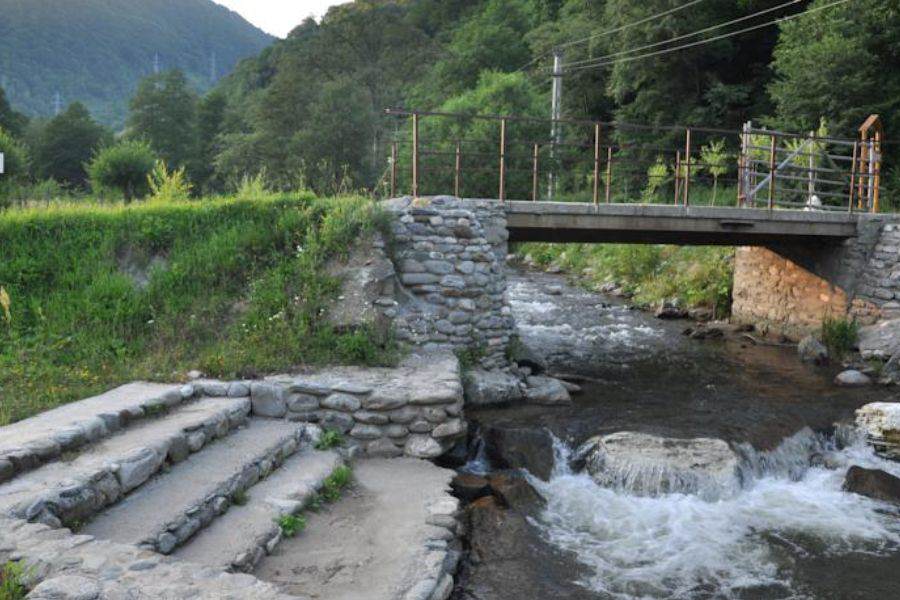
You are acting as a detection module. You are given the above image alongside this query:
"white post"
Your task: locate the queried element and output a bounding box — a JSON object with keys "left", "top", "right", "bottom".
{"left": 548, "top": 49, "right": 563, "bottom": 201}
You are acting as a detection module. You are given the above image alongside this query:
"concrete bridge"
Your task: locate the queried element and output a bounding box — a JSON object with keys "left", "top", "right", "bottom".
{"left": 504, "top": 201, "right": 858, "bottom": 246}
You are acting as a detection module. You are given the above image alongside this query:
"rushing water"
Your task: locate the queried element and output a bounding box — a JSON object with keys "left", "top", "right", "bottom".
{"left": 464, "top": 271, "right": 900, "bottom": 600}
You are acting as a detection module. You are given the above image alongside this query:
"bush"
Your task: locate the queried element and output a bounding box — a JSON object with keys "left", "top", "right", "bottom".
{"left": 0, "top": 128, "right": 29, "bottom": 207}
{"left": 87, "top": 140, "right": 156, "bottom": 201}
{"left": 147, "top": 160, "right": 192, "bottom": 202}
{"left": 821, "top": 316, "right": 859, "bottom": 359}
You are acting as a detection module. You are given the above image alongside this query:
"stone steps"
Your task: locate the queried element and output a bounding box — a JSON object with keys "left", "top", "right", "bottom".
{"left": 0, "top": 396, "right": 251, "bottom": 527}
{"left": 174, "top": 447, "right": 343, "bottom": 572}
{"left": 79, "top": 419, "right": 306, "bottom": 554}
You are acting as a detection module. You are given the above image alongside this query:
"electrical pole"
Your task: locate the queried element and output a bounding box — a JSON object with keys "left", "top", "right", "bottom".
{"left": 210, "top": 51, "right": 217, "bottom": 84}
{"left": 153, "top": 53, "right": 160, "bottom": 75}
{"left": 53, "top": 91, "right": 61, "bottom": 116}
{"left": 548, "top": 49, "right": 563, "bottom": 200}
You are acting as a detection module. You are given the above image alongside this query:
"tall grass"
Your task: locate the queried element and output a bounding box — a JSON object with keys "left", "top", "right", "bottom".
{"left": 821, "top": 316, "right": 859, "bottom": 360}
{"left": 0, "top": 194, "right": 393, "bottom": 425}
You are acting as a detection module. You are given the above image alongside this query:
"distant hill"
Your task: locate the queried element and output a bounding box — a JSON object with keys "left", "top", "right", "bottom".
{"left": 0, "top": 0, "right": 273, "bottom": 126}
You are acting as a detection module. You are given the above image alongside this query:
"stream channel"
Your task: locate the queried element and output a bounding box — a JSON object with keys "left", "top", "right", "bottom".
{"left": 453, "top": 270, "right": 900, "bottom": 600}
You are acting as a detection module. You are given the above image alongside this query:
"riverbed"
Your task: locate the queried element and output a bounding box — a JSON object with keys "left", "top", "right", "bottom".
{"left": 457, "top": 270, "right": 900, "bottom": 600}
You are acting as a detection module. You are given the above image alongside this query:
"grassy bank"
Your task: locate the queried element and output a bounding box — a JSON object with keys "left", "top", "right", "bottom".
{"left": 0, "top": 195, "right": 391, "bottom": 425}
{"left": 518, "top": 243, "right": 734, "bottom": 317}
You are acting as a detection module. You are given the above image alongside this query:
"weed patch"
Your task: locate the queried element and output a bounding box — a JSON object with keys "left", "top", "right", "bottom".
{"left": 822, "top": 317, "right": 859, "bottom": 360}
{"left": 275, "top": 514, "right": 307, "bottom": 538}
{"left": 322, "top": 465, "right": 352, "bottom": 503}
{"left": 314, "top": 429, "right": 344, "bottom": 451}
{"left": 0, "top": 562, "right": 27, "bottom": 600}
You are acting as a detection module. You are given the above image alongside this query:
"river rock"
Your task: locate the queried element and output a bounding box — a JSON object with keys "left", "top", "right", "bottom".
{"left": 856, "top": 402, "right": 900, "bottom": 459}
{"left": 879, "top": 354, "right": 900, "bottom": 384}
{"left": 524, "top": 376, "right": 571, "bottom": 406}
{"left": 488, "top": 473, "right": 545, "bottom": 511}
{"left": 835, "top": 369, "right": 871, "bottom": 387}
{"left": 464, "top": 370, "right": 523, "bottom": 406}
{"left": 843, "top": 465, "right": 900, "bottom": 504}
{"left": 655, "top": 300, "right": 688, "bottom": 320}
{"left": 798, "top": 335, "right": 829, "bottom": 364}
{"left": 858, "top": 318, "right": 900, "bottom": 359}
{"left": 582, "top": 431, "right": 740, "bottom": 499}
{"left": 451, "top": 473, "right": 492, "bottom": 502}
{"left": 483, "top": 426, "right": 555, "bottom": 481}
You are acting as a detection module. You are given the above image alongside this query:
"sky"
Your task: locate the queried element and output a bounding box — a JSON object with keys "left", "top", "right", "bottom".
{"left": 214, "top": 1, "right": 343, "bottom": 38}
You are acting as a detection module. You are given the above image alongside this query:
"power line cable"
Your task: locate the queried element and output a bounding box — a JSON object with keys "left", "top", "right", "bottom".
{"left": 562, "top": 0, "right": 803, "bottom": 69}
{"left": 563, "top": 0, "right": 852, "bottom": 73}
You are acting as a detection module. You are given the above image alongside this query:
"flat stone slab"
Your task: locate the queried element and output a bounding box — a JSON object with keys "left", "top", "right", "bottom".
{"left": 174, "top": 448, "right": 343, "bottom": 570}
{"left": 858, "top": 318, "right": 900, "bottom": 359}
{"left": 254, "top": 458, "right": 458, "bottom": 600}
{"left": 0, "top": 396, "right": 250, "bottom": 518}
{"left": 81, "top": 419, "right": 301, "bottom": 549}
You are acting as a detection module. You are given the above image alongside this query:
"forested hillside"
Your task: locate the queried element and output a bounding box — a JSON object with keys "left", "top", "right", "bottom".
{"left": 0, "top": 0, "right": 272, "bottom": 125}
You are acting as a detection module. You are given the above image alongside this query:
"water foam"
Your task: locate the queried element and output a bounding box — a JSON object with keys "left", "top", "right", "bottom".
{"left": 532, "top": 432, "right": 900, "bottom": 599}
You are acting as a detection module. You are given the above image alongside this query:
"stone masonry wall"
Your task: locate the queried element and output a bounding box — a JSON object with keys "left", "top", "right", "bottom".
{"left": 382, "top": 196, "right": 514, "bottom": 370}
{"left": 732, "top": 214, "right": 900, "bottom": 337}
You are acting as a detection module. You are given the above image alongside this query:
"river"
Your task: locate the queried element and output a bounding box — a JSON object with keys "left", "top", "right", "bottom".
{"left": 457, "top": 270, "right": 900, "bottom": 600}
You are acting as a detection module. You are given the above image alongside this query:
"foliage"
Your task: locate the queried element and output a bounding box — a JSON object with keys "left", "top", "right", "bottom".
{"left": 314, "top": 429, "right": 344, "bottom": 451}
{"left": 0, "top": 0, "right": 271, "bottom": 126}
{"left": 0, "top": 561, "right": 27, "bottom": 600}
{"left": 147, "top": 161, "right": 193, "bottom": 203}
{"left": 0, "top": 128, "right": 29, "bottom": 201}
{"left": 129, "top": 70, "right": 199, "bottom": 169}
{"left": 699, "top": 139, "right": 730, "bottom": 205}
{"left": 0, "top": 195, "right": 393, "bottom": 425}
{"left": 0, "top": 87, "right": 28, "bottom": 137}
{"left": 30, "top": 103, "right": 110, "bottom": 188}
{"left": 276, "top": 513, "right": 307, "bottom": 538}
{"left": 821, "top": 316, "right": 859, "bottom": 360}
{"left": 87, "top": 140, "right": 157, "bottom": 201}
{"left": 642, "top": 157, "right": 669, "bottom": 203}
{"left": 322, "top": 465, "right": 353, "bottom": 503}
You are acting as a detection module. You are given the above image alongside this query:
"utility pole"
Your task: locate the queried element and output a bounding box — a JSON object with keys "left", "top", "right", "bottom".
{"left": 153, "top": 53, "right": 160, "bottom": 75}
{"left": 53, "top": 91, "right": 61, "bottom": 116}
{"left": 210, "top": 51, "right": 217, "bottom": 84}
{"left": 548, "top": 49, "right": 563, "bottom": 200}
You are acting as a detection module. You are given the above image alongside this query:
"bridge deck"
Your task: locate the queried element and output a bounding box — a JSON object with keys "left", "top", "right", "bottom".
{"left": 504, "top": 201, "right": 859, "bottom": 246}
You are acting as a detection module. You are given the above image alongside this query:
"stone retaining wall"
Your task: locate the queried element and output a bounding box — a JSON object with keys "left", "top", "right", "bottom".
{"left": 383, "top": 196, "right": 514, "bottom": 370}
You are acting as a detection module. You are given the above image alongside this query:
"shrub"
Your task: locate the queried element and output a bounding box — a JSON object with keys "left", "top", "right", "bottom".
{"left": 87, "top": 140, "right": 156, "bottom": 201}
{"left": 0, "top": 561, "right": 27, "bottom": 600}
{"left": 276, "top": 513, "right": 307, "bottom": 538}
{"left": 147, "top": 161, "right": 192, "bottom": 202}
{"left": 0, "top": 128, "right": 29, "bottom": 208}
{"left": 821, "top": 316, "right": 859, "bottom": 359}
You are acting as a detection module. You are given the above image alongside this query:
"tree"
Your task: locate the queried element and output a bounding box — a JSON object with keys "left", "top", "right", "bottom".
{"left": 190, "top": 90, "right": 228, "bottom": 193}
{"left": 128, "top": 70, "right": 198, "bottom": 169}
{"left": 769, "top": 0, "right": 900, "bottom": 139}
{"left": 0, "top": 86, "right": 27, "bottom": 137}
{"left": 87, "top": 140, "right": 156, "bottom": 201}
{"left": 32, "top": 103, "right": 110, "bottom": 188}
{"left": 0, "top": 127, "right": 29, "bottom": 198}
{"left": 699, "top": 139, "right": 729, "bottom": 205}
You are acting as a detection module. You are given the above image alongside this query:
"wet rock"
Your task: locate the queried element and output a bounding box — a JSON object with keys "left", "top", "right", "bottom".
{"left": 464, "top": 370, "right": 523, "bottom": 406}
{"left": 524, "top": 376, "right": 571, "bottom": 406}
{"left": 451, "top": 474, "right": 492, "bottom": 502}
{"left": 835, "top": 369, "right": 871, "bottom": 387}
{"left": 856, "top": 402, "right": 900, "bottom": 459}
{"left": 583, "top": 431, "right": 740, "bottom": 499}
{"left": 686, "top": 325, "right": 725, "bottom": 340}
{"left": 488, "top": 473, "right": 545, "bottom": 511}
{"left": 859, "top": 318, "right": 900, "bottom": 359}
{"left": 544, "top": 285, "right": 563, "bottom": 296}
{"left": 655, "top": 300, "right": 688, "bottom": 320}
{"left": 798, "top": 335, "right": 829, "bottom": 364}
{"left": 483, "top": 426, "right": 555, "bottom": 481}
{"left": 843, "top": 465, "right": 900, "bottom": 504}
{"left": 879, "top": 354, "right": 900, "bottom": 384}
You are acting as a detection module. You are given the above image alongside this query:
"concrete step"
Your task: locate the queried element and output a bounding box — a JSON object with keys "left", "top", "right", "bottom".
{"left": 173, "top": 447, "right": 343, "bottom": 572}
{"left": 80, "top": 419, "right": 306, "bottom": 554}
{"left": 0, "top": 382, "right": 186, "bottom": 483}
{"left": 0, "top": 396, "right": 251, "bottom": 527}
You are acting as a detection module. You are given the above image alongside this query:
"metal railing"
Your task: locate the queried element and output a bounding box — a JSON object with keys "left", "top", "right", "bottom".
{"left": 383, "top": 109, "right": 885, "bottom": 213}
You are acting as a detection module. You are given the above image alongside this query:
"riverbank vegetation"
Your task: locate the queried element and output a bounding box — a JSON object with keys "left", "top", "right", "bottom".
{"left": 0, "top": 195, "right": 391, "bottom": 425}
{"left": 519, "top": 243, "right": 734, "bottom": 318}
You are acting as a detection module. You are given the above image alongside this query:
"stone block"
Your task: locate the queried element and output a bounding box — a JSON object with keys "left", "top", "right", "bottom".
{"left": 350, "top": 424, "right": 383, "bottom": 440}
{"left": 116, "top": 447, "right": 162, "bottom": 492}
{"left": 404, "top": 435, "right": 445, "bottom": 459}
{"left": 250, "top": 383, "right": 287, "bottom": 418}
{"left": 321, "top": 393, "right": 362, "bottom": 412}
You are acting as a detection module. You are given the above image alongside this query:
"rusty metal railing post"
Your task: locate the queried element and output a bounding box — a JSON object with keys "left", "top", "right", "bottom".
{"left": 767, "top": 134, "right": 777, "bottom": 210}
{"left": 454, "top": 141, "right": 461, "bottom": 198}
{"left": 674, "top": 151, "right": 682, "bottom": 205}
{"left": 499, "top": 118, "right": 507, "bottom": 201}
{"left": 390, "top": 141, "right": 397, "bottom": 198}
{"left": 849, "top": 141, "right": 859, "bottom": 213}
{"left": 683, "top": 128, "right": 692, "bottom": 206}
{"left": 593, "top": 123, "right": 601, "bottom": 206}
{"left": 412, "top": 113, "right": 419, "bottom": 198}
{"left": 605, "top": 147, "right": 612, "bottom": 203}
{"left": 532, "top": 143, "right": 539, "bottom": 202}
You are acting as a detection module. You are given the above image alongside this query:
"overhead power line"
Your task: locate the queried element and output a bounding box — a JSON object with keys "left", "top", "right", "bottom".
{"left": 517, "top": 0, "right": 708, "bottom": 72}
{"left": 563, "top": 0, "right": 853, "bottom": 73}
{"left": 562, "top": 0, "right": 803, "bottom": 69}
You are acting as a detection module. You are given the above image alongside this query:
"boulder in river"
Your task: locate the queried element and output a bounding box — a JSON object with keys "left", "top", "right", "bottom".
{"left": 856, "top": 402, "right": 900, "bottom": 460}
{"left": 483, "top": 425, "right": 555, "bottom": 481}
{"left": 451, "top": 473, "right": 492, "bottom": 502}
{"left": 843, "top": 465, "right": 900, "bottom": 504}
{"left": 464, "top": 369, "right": 524, "bottom": 406}
{"left": 878, "top": 353, "right": 900, "bottom": 385}
{"left": 655, "top": 299, "right": 688, "bottom": 320}
{"left": 858, "top": 318, "right": 900, "bottom": 360}
{"left": 834, "top": 369, "right": 871, "bottom": 387}
{"left": 524, "top": 376, "right": 572, "bottom": 406}
{"left": 798, "top": 335, "right": 829, "bottom": 364}
{"left": 488, "top": 472, "right": 545, "bottom": 511}
{"left": 581, "top": 431, "right": 740, "bottom": 499}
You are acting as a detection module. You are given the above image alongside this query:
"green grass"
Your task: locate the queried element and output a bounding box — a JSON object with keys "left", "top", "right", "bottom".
{"left": 322, "top": 465, "right": 352, "bottom": 503}
{"left": 275, "top": 513, "right": 307, "bottom": 538}
{"left": 0, "top": 194, "right": 395, "bottom": 425}
{"left": 314, "top": 429, "right": 344, "bottom": 451}
{"left": 821, "top": 316, "right": 859, "bottom": 360}
{"left": 0, "top": 562, "right": 27, "bottom": 600}
{"left": 518, "top": 242, "right": 734, "bottom": 318}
